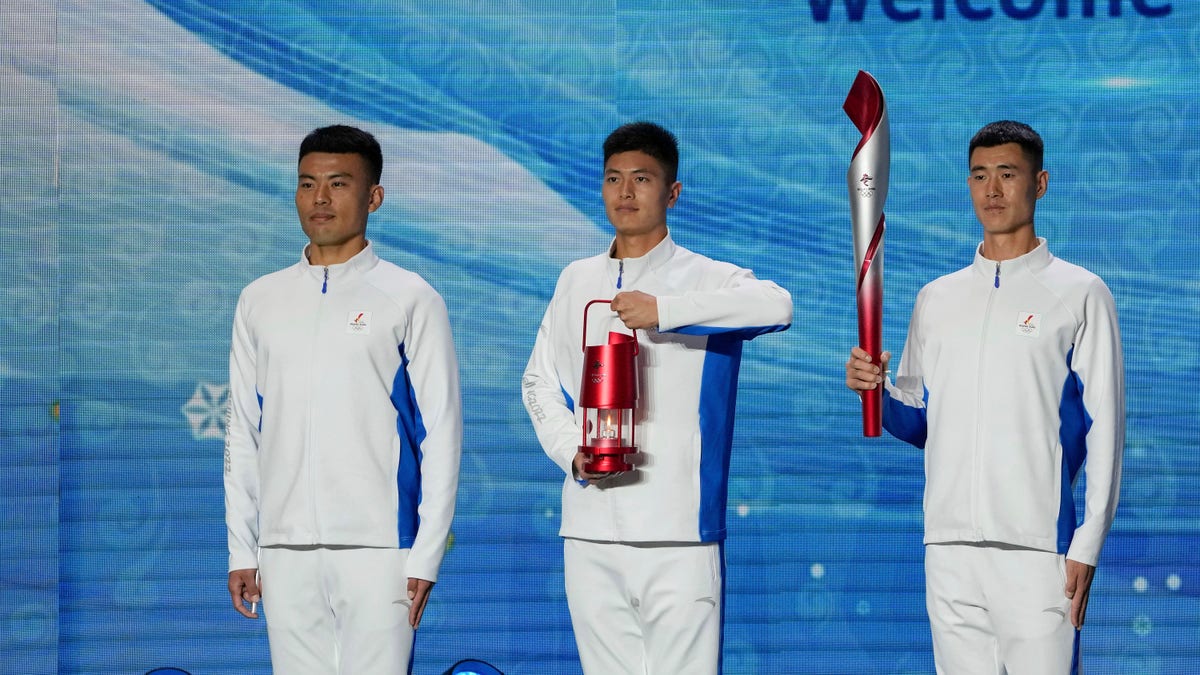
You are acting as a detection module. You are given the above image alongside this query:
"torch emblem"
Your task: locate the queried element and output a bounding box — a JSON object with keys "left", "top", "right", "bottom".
{"left": 858, "top": 173, "right": 876, "bottom": 197}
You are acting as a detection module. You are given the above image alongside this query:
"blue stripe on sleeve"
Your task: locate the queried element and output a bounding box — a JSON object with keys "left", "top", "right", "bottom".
{"left": 1056, "top": 346, "right": 1092, "bottom": 553}
{"left": 882, "top": 386, "right": 929, "bottom": 449}
{"left": 390, "top": 342, "right": 428, "bottom": 548}
{"left": 697, "top": 334, "right": 743, "bottom": 542}
{"left": 667, "top": 323, "right": 790, "bottom": 338}
{"left": 560, "top": 384, "right": 575, "bottom": 413}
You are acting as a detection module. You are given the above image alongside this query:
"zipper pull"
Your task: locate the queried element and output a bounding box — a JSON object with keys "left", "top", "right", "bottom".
{"left": 616, "top": 259, "right": 624, "bottom": 290}
{"left": 322, "top": 267, "right": 329, "bottom": 294}
{"left": 994, "top": 261, "right": 1000, "bottom": 289}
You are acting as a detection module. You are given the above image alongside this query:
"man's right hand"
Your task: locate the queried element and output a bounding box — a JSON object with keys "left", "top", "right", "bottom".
{"left": 846, "top": 346, "right": 891, "bottom": 394}
{"left": 228, "top": 568, "right": 261, "bottom": 619}
{"left": 573, "top": 451, "right": 618, "bottom": 484}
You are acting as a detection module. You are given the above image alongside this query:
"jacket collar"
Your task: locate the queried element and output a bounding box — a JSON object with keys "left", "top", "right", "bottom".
{"left": 300, "top": 241, "right": 379, "bottom": 280}
{"left": 972, "top": 236, "right": 1051, "bottom": 280}
{"left": 606, "top": 231, "right": 676, "bottom": 272}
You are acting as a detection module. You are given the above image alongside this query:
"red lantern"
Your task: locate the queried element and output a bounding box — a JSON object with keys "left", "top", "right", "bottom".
{"left": 578, "top": 299, "right": 639, "bottom": 475}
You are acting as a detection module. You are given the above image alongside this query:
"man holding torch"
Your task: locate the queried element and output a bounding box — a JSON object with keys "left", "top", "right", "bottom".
{"left": 845, "top": 121, "right": 1124, "bottom": 674}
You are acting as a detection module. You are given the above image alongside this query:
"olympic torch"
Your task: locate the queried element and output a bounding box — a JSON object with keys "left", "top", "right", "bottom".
{"left": 844, "top": 70, "right": 889, "bottom": 437}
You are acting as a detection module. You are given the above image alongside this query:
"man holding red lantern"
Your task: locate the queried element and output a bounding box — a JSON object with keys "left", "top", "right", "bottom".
{"left": 522, "top": 121, "right": 792, "bottom": 674}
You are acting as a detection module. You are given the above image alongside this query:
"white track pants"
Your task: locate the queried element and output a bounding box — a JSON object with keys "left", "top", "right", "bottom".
{"left": 563, "top": 538, "right": 724, "bottom": 675}
{"left": 259, "top": 546, "right": 415, "bottom": 675}
{"left": 925, "top": 543, "right": 1081, "bottom": 675}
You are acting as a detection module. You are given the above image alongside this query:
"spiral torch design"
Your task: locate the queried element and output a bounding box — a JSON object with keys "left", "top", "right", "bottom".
{"left": 844, "top": 71, "right": 889, "bottom": 437}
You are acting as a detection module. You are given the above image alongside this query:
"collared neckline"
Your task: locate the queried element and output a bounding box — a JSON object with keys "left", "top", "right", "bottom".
{"left": 607, "top": 231, "right": 676, "bottom": 270}
{"left": 972, "top": 236, "right": 1052, "bottom": 281}
{"left": 606, "top": 232, "right": 676, "bottom": 291}
{"left": 300, "top": 241, "right": 379, "bottom": 280}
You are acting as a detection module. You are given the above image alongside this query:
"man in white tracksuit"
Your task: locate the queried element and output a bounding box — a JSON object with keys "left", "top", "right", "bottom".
{"left": 225, "top": 125, "right": 462, "bottom": 674}
{"left": 847, "top": 121, "right": 1124, "bottom": 674}
{"left": 523, "top": 121, "right": 792, "bottom": 674}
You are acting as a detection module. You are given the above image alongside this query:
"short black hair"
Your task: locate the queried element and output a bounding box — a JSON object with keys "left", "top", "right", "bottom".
{"left": 969, "top": 120, "right": 1044, "bottom": 173}
{"left": 299, "top": 125, "right": 383, "bottom": 184}
{"left": 603, "top": 122, "right": 680, "bottom": 183}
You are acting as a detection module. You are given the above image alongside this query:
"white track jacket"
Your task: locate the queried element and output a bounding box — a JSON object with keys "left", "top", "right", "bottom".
{"left": 883, "top": 239, "right": 1123, "bottom": 566}
{"left": 523, "top": 234, "right": 792, "bottom": 543}
{"left": 225, "top": 243, "right": 462, "bottom": 583}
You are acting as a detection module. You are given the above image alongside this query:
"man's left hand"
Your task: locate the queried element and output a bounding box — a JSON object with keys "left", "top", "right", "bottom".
{"left": 407, "top": 577, "right": 435, "bottom": 629}
{"left": 611, "top": 291, "right": 658, "bottom": 330}
{"left": 1064, "top": 559, "right": 1096, "bottom": 629}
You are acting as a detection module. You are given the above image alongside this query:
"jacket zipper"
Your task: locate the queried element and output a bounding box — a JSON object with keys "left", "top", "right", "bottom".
{"left": 972, "top": 266, "right": 1002, "bottom": 538}
{"left": 308, "top": 267, "right": 329, "bottom": 542}
{"left": 616, "top": 259, "right": 624, "bottom": 290}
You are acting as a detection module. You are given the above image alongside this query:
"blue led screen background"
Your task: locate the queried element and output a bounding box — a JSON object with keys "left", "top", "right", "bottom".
{"left": 1, "top": 1, "right": 1197, "bottom": 673}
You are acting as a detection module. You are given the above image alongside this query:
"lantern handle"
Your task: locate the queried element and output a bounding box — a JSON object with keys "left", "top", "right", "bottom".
{"left": 582, "top": 299, "right": 639, "bottom": 356}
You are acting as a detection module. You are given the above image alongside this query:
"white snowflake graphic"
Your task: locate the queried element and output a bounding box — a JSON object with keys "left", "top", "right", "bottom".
{"left": 182, "top": 381, "right": 229, "bottom": 440}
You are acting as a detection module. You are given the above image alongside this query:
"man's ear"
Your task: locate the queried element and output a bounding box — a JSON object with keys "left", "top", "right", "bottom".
{"left": 368, "top": 184, "right": 385, "bottom": 212}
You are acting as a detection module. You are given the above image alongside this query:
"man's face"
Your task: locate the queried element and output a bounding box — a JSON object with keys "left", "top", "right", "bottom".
{"left": 968, "top": 142, "right": 1047, "bottom": 237}
{"left": 602, "top": 150, "right": 681, "bottom": 239}
{"left": 296, "top": 152, "right": 382, "bottom": 250}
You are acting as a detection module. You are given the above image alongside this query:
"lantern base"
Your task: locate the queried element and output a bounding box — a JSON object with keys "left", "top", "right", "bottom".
{"left": 581, "top": 446, "right": 638, "bottom": 475}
